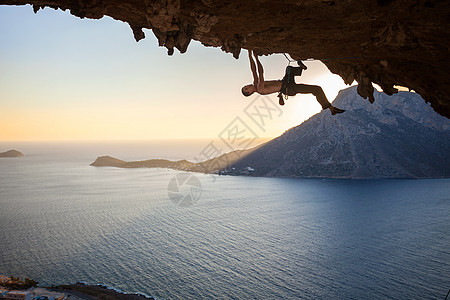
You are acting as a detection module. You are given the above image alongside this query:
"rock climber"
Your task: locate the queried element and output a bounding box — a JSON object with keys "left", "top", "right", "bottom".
{"left": 241, "top": 50, "right": 345, "bottom": 115}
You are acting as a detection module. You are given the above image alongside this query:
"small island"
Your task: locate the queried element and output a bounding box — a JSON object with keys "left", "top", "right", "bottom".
{"left": 0, "top": 150, "right": 24, "bottom": 157}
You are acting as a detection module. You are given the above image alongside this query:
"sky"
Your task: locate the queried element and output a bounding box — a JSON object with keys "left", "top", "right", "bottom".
{"left": 0, "top": 5, "right": 351, "bottom": 141}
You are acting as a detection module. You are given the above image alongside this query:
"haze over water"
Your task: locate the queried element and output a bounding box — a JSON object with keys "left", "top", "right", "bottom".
{"left": 0, "top": 141, "right": 449, "bottom": 299}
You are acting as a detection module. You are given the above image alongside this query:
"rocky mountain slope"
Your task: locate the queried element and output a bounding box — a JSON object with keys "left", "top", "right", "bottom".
{"left": 1, "top": 0, "right": 449, "bottom": 117}
{"left": 228, "top": 86, "right": 450, "bottom": 178}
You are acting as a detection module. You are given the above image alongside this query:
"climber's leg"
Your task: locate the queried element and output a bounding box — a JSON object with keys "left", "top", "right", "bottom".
{"left": 291, "top": 84, "right": 332, "bottom": 109}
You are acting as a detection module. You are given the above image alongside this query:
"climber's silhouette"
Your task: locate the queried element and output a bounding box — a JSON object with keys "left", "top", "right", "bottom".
{"left": 241, "top": 50, "right": 345, "bottom": 115}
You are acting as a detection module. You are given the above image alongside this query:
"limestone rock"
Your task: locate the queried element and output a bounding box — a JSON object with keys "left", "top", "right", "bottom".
{"left": 2, "top": 0, "right": 449, "bottom": 117}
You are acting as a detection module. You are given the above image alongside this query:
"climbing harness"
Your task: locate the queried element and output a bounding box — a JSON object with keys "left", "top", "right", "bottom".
{"left": 279, "top": 54, "right": 300, "bottom": 104}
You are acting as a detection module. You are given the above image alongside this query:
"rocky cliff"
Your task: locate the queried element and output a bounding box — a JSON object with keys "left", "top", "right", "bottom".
{"left": 1, "top": 0, "right": 449, "bottom": 117}
{"left": 228, "top": 86, "right": 450, "bottom": 178}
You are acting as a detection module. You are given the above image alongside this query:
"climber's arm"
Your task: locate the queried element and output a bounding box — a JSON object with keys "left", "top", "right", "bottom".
{"left": 248, "top": 50, "right": 259, "bottom": 87}
{"left": 253, "top": 53, "right": 265, "bottom": 90}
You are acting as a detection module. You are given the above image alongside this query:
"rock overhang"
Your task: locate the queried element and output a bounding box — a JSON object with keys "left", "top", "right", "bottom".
{"left": 2, "top": 0, "right": 449, "bottom": 117}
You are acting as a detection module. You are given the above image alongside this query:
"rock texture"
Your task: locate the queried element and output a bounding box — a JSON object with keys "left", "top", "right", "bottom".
{"left": 0, "top": 150, "right": 24, "bottom": 157}
{"left": 228, "top": 86, "right": 450, "bottom": 178}
{"left": 1, "top": 0, "right": 449, "bottom": 117}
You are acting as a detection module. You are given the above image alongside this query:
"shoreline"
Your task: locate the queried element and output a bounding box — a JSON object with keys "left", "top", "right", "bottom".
{"left": 89, "top": 155, "right": 450, "bottom": 179}
{"left": 0, "top": 277, "right": 156, "bottom": 300}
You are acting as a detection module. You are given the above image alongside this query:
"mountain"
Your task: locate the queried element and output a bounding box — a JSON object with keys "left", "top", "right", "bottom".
{"left": 227, "top": 86, "right": 450, "bottom": 178}
{"left": 0, "top": 150, "right": 24, "bottom": 157}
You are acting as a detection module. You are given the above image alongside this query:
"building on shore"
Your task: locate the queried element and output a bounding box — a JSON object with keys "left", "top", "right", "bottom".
{"left": 1, "top": 288, "right": 65, "bottom": 300}
{"left": 0, "top": 290, "right": 32, "bottom": 300}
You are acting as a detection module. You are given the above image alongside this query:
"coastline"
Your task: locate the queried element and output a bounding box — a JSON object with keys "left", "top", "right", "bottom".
{"left": 0, "top": 276, "right": 155, "bottom": 300}
{"left": 89, "top": 155, "right": 450, "bottom": 179}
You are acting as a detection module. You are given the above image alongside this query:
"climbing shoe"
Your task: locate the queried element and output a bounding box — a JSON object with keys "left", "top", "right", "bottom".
{"left": 330, "top": 106, "right": 345, "bottom": 115}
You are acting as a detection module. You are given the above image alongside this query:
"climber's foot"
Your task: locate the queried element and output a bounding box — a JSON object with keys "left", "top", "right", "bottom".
{"left": 330, "top": 106, "right": 345, "bottom": 115}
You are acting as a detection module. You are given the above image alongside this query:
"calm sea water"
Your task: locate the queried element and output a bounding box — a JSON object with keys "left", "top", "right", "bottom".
{"left": 0, "top": 142, "right": 449, "bottom": 299}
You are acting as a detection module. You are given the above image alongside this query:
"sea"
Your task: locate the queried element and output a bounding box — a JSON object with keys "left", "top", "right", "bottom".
{"left": 0, "top": 141, "right": 449, "bottom": 300}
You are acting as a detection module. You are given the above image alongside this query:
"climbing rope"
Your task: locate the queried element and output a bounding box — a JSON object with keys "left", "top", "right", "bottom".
{"left": 283, "top": 53, "right": 297, "bottom": 65}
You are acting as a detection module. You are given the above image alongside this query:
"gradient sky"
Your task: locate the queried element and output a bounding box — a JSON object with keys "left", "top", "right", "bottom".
{"left": 0, "top": 5, "right": 351, "bottom": 141}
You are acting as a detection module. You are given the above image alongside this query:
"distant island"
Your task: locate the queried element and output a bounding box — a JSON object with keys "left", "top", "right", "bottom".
{"left": 0, "top": 150, "right": 24, "bottom": 157}
{"left": 90, "top": 147, "right": 254, "bottom": 174}
{"left": 91, "top": 86, "right": 450, "bottom": 179}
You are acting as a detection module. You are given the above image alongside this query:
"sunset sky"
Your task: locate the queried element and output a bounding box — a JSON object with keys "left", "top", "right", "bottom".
{"left": 0, "top": 5, "right": 350, "bottom": 141}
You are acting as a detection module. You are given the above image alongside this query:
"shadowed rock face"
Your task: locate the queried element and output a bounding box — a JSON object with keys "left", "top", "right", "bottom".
{"left": 2, "top": 0, "right": 449, "bottom": 117}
